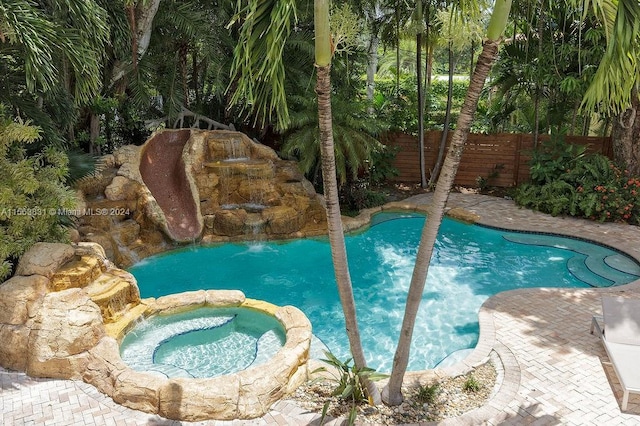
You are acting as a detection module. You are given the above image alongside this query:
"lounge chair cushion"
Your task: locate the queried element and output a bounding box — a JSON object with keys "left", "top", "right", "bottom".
{"left": 602, "top": 296, "right": 640, "bottom": 346}
{"left": 604, "top": 340, "right": 640, "bottom": 394}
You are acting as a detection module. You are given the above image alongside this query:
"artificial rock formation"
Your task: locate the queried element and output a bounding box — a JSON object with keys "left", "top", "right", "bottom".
{"left": 76, "top": 129, "right": 327, "bottom": 268}
{"left": 0, "top": 241, "right": 312, "bottom": 421}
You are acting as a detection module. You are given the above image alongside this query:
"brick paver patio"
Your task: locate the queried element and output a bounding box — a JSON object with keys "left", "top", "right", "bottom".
{"left": 2, "top": 193, "right": 639, "bottom": 425}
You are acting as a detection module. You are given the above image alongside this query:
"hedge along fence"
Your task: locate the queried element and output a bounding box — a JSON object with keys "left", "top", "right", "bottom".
{"left": 382, "top": 132, "right": 613, "bottom": 188}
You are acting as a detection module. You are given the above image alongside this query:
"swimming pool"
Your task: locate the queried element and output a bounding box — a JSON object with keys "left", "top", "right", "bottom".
{"left": 129, "top": 212, "right": 640, "bottom": 372}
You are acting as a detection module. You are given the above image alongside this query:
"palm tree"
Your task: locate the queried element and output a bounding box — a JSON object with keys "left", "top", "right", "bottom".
{"left": 0, "top": 0, "right": 108, "bottom": 144}
{"left": 314, "top": 0, "right": 381, "bottom": 404}
{"left": 382, "top": 0, "right": 513, "bottom": 405}
{"left": 230, "top": 0, "right": 381, "bottom": 404}
{"left": 569, "top": 0, "right": 640, "bottom": 174}
{"left": 281, "top": 94, "right": 387, "bottom": 187}
{"left": 428, "top": 5, "right": 484, "bottom": 186}
{"left": 227, "top": 0, "right": 297, "bottom": 131}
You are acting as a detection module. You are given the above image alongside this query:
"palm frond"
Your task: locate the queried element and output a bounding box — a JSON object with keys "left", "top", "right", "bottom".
{"left": 228, "top": 0, "right": 297, "bottom": 131}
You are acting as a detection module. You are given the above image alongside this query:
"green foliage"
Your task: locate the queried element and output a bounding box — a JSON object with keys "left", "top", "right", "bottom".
{"left": 281, "top": 92, "right": 388, "bottom": 187}
{"left": 463, "top": 375, "right": 481, "bottom": 393}
{"left": 314, "top": 351, "right": 388, "bottom": 405}
{"left": 228, "top": 0, "right": 297, "bottom": 130}
{"left": 367, "top": 144, "right": 400, "bottom": 187}
{"left": 528, "top": 133, "right": 587, "bottom": 185}
{"left": 515, "top": 135, "right": 640, "bottom": 224}
{"left": 476, "top": 163, "right": 504, "bottom": 190}
{"left": 0, "top": 110, "right": 77, "bottom": 281}
{"left": 413, "top": 382, "right": 440, "bottom": 404}
{"left": 487, "top": 2, "right": 606, "bottom": 134}
{"left": 374, "top": 77, "right": 470, "bottom": 134}
{"left": 339, "top": 180, "right": 388, "bottom": 215}
{"left": 330, "top": 3, "right": 363, "bottom": 55}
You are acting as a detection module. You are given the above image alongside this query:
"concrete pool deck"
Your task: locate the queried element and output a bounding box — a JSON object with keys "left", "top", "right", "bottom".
{"left": 2, "top": 193, "right": 640, "bottom": 425}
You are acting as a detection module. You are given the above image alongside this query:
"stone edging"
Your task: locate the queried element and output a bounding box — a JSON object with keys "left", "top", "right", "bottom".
{"left": 0, "top": 242, "right": 312, "bottom": 421}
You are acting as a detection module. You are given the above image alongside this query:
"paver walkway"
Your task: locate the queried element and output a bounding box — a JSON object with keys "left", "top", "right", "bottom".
{"left": 2, "top": 193, "right": 640, "bottom": 425}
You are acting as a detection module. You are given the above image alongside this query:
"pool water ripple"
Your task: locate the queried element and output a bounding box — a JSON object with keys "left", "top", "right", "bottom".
{"left": 129, "top": 213, "right": 640, "bottom": 372}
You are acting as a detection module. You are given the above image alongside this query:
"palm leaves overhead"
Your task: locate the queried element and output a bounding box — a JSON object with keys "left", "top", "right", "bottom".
{"left": 120, "top": 0, "right": 237, "bottom": 128}
{"left": 0, "top": 0, "right": 108, "bottom": 104}
{"left": 0, "top": 0, "right": 109, "bottom": 150}
{"left": 228, "top": 0, "right": 298, "bottom": 131}
{"left": 488, "top": 1, "right": 607, "bottom": 134}
{"left": 571, "top": 0, "right": 640, "bottom": 115}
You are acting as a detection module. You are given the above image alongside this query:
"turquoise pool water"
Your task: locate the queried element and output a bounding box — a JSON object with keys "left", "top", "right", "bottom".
{"left": 129, "top": 212, "right": 640, "bottom": 372}
{"left": 120, "top": 307, "right": 286, "bottom": 378}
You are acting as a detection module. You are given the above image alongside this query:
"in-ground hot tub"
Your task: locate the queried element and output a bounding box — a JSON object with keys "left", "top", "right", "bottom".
{"left": 106, "top": 290, "right": 311, "bottom": 421}
{"left": 120, "top": 306, "right": 286, "bottom": 378}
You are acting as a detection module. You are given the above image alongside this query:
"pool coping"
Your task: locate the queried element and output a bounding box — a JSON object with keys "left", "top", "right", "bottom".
{"left": 3, "top": 192, "right": 640, "bottom": 424}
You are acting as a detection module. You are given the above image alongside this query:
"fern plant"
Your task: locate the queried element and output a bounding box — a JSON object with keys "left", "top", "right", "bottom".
{"left": 0, "top": 108, "right": 77, "bottom": 281}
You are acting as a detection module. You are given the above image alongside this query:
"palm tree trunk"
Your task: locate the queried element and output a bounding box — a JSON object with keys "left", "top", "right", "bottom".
{"left": 383, "top": 37, "right": 501, "bottom": 406}
{"left": 416, "top": 0, "right": 427, "bottom": 188}
{"left": 395, "top": 4, "right": 401, "bottom": 95}
{"left": 382, "top": 0, "right": 512, "bottom": 404}
{"left": 111, "top": 0, "right": 161, "bottom": 86}
{"left": 429, "top": 43, "right": 455, "bottom": 186}
{"left": 315, "top": 0, "right": 381, "bottom": 405}
{"left": 417, "top": 31, "right": 426, "bottom": 188}
{"left": 611, "top": 91, "right": 640, "bottom": 175}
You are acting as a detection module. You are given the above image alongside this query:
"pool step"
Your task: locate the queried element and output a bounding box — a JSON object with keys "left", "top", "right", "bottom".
{"left": 605, "top": 254, "right": 640, "bottom": 277}
{"left": 435, "top": 348, "right": 474, "bottom": 368}
{"left": 567, "top": 256, "right": 613, "bottom": 287}
{"left": 253, "top": 329, "right": 286, "bottom": 366}
{"left": 504, "top": 233, "right": 640, "bottom": 287}
{"left": 135, "top": 362, "right": 194, "bottom": 379}
{"left": 585, "top": 255, "right": 640, "bottom": 286}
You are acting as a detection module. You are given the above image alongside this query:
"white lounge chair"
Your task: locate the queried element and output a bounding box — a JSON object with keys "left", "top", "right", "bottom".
{"left": 591, "top": 296, "right": 640, "bottom": 410}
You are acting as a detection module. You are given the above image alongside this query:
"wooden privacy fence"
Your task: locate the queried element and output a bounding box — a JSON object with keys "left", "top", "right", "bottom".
{"left": 382, "top": 132, "right": 613, "bottom": 188}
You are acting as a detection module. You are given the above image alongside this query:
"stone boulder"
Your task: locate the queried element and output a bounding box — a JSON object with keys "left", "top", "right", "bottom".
{"left": 213, "top": 209, "right": 248, "bottom": 236}
{"left": 0, "top": 275, "right": 48, "bottom": 324}
{"left": 0, "top": 324, "right": 31, "bottom": 370}
{"left": 158, "top": 377, "right": 241, "bottom": 421}
{"left": 83, "top": 337, "right": 129, "bottom": 396}
{"left": 105, "top": 176, "right": 139, "bottom": 201}
{"left": 15, "top": 243, "right": 75, "bottom": 278}
{"left": 27, "top": 288, "right": 105, "bottom": 378}
{"left": 263, "top": 206, "right": 304, "bottom": 234}
{"left": 113, "top": 145, "right": 140, "bottom": 169}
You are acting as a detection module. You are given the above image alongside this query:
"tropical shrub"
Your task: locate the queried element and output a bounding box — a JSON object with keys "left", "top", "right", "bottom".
{"left": 281, "top": 93, "right": 389, "bottom": 187}
{"left": 374, "top": 78, "right": 470, "bottom": 134}
{"left": 0, "top": 110, "right": 77, "bottom": 281}
{"left": 314, "top": 351, "right": 387, "bottom": 404}
{"left": 514, "top": 136, "right": 640, "bottom": 224}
